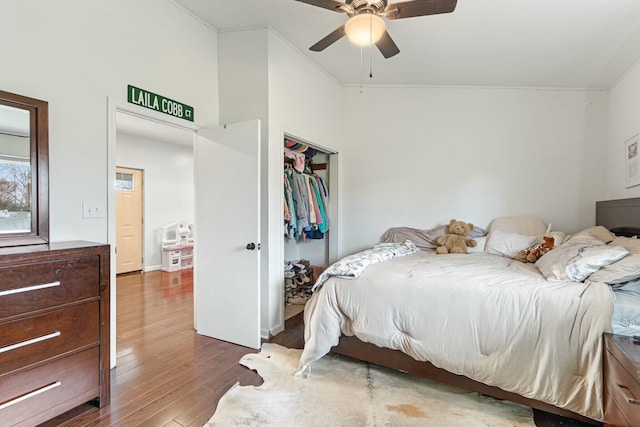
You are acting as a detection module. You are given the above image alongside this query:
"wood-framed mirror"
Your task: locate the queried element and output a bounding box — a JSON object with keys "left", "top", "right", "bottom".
{"left": 0, "top": 90, "right": 49, "bottom": 247}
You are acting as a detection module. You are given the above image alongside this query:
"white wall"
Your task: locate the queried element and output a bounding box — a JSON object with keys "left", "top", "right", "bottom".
{"left": 1, "top": 0, "right": 219, "bottom": 244}
{"left": 267, "top": 30, "right": 344, "bottom": 334}
{"left": 116, "top": 132, "right": 194, "bottom": 271}
{"left": 218, "top": 29, "right": 271, "bottom": 337}
{"left": 2, "top": 0, "right": 219, "bottom": 369}
{"left": 218, "top": 28, "right": 344, "bottom": 336}
{"left": 607, "top": 61, "right": 640, "bottom": 198}
{"left": 341, "top": 86, "right": 609, "bottom": 255}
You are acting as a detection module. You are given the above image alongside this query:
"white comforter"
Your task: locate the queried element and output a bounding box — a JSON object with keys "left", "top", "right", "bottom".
{"left": 299, "top": 251, "right": 614, "bottom": 421}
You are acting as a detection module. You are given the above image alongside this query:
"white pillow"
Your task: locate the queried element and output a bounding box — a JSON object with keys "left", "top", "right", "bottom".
{"left": 610, "top": 235, "right": 640, "bottom": 253}
{"left": 485, "top": 231, "right": 537, "bottom": 258}
{"left": 588, "top": 236, "right": 640, "bottom": 284}
{"left": 589, "top": 254, "right": 640, "bottom": 284}
{"left": 535, "top": 235, "right": 629, "bottom": 282}
{"left": 569, "top": 226, "right": 615, "bottom": 244}
{"left": 486, "top": 216, "right": 547, "bottom": 236}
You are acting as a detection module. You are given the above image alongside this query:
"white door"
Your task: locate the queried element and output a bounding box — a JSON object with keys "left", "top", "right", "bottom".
{"left": 194, "top": 120, "right": 261, "bottom": 349}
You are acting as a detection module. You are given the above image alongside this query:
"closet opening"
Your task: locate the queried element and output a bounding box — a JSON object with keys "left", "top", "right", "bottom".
{"left": 283, "top": 135, "right": 334, "bottom": 321}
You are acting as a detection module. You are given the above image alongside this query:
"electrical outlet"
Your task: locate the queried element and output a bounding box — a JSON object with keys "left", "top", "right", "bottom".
{"left": 83, "top": 201, "right": 104, "bottom": 218}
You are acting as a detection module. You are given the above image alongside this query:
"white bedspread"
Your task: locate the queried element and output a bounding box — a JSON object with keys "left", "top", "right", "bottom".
{"left": 299, "top": 251, "right": 614, "bottom": 421}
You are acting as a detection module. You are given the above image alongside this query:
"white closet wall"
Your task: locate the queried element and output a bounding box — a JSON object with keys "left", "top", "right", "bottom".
{"left": 218, "top": 27, "right": 343, "bottom": 337}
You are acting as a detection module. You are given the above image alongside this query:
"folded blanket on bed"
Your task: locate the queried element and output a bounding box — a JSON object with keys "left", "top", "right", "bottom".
{"left": 380, "top": 225, "right": 486, "bottom": 249}
{"left": 312, "top": 240, "right": 418, "bottom": 291}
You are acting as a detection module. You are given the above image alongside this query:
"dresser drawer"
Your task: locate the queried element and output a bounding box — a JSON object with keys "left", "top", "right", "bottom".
{"left": 606, "top": 391, "right": 632, "bottom": 426}
{"left": 0, "top": 256, "right": 100, "bottom": 318}
{"left": 0, "top": 302, "right": 99, "bottom": 377}
{"left": 605, "top": 349, "right": 640, "bottom": 427}
{"left": 0, "top": 347, "right": 99, "bottom": 427}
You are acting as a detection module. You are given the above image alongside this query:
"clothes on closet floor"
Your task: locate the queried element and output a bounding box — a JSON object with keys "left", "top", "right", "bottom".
{"left": 284, "top": 259, "right": 314, "bottom": 305}
{"left": 284, "top": 167, "right": 328, "bottom": 241}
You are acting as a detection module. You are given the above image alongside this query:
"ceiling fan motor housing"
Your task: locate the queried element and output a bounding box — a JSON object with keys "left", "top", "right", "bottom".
{"left": 299, "top": 0, "right": 457, "bottom": 59}
{"left": 347, "top": 0, "right": 388, "bottom": 16}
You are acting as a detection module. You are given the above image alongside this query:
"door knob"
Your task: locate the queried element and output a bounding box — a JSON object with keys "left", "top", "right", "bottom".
{"left": 246, "top": 243, "right": 256, "bottom": 250}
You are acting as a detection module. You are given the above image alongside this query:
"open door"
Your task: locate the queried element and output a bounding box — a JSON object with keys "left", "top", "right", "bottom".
{"left": 194, "top": 120, "right": 261, "bottom": 349}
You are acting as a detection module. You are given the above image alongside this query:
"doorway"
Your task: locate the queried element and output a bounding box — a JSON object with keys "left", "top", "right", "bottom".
{"left": 109, "top": 102, "right": 197, "bottom": 367}
{"left": 115, "top": 167, "right": 143, "bottom": 274}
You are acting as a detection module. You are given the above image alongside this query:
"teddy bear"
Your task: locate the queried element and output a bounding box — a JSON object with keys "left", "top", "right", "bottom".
{"left": 515, "top": 235, "right": 555, "bottom": 263}
{"left": 436, "top": 219, "right": 477, "bottom": 254}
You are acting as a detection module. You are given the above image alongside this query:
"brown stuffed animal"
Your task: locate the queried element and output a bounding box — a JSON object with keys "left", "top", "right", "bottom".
{"left": 516, "top": 236, "right": 555, "bottom": 263}
{"left": 436, "top": 219, "right": 477, "bottom": 254}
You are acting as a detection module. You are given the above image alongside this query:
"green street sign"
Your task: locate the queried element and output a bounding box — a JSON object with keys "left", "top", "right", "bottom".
{"left": 127, "top": 85, "right": 194, "bottom": 122}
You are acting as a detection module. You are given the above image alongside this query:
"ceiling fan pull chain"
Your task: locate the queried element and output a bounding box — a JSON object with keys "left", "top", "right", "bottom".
{"left": 370, "top": 44, "right": 374, "bottom": 78}
{"left": 360, "top": 45, "right": 364, "bottom": 93}
{"left": 369, "top": 14, "right": 374, "bottom": 79}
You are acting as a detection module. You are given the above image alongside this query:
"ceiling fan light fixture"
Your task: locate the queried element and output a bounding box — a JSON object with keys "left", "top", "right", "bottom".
{"left": 345, "top": 14, "right": 385, "bottom": 46}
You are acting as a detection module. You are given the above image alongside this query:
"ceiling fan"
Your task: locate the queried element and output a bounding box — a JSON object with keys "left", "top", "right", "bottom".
{"left": 296, "top": 0, "right": 457, "bottom": 59}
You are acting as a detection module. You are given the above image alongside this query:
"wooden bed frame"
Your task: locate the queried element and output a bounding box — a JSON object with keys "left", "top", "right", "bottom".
{"left": 329, "top": 197, "right": 640, "bottom": 426}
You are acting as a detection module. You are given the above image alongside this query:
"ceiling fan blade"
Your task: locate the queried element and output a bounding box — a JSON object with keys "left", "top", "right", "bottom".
{"left": 385, "top": 0, "right": 457, "bottom": 20}
{"left": 310, "top": 25, "right": 347, "bottom": 52}
{"left": 295, "top": 0, "right": 349, "bottom": 13}
{"left": 375, "top": 31, "right": 400, "bottom": 58}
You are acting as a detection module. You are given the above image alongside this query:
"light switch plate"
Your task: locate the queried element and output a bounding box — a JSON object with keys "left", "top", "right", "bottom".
{"left": 83, "top": 201, "right": 104, "bottom": 218}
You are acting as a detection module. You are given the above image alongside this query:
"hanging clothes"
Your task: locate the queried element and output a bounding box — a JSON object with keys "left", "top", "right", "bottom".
{"left": 283, "top": 167, "right": 329, "bottom": 241}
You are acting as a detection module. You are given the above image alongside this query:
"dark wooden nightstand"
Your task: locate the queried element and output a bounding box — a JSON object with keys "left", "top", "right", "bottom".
{"left": 604, "top": 333, "right": 640, "bottom": 426}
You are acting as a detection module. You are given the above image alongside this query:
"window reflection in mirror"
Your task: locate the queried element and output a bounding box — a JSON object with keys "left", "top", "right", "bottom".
{"left": 0, "top": 104, "right": 31, "bottom": 233}
{"left": 0, "top": 90, "right": 48, "bottom": 247}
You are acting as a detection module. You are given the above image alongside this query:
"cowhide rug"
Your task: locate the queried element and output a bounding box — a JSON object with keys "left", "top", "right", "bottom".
{"left": 204, "top": 343, "right": 535, "bottom": 427}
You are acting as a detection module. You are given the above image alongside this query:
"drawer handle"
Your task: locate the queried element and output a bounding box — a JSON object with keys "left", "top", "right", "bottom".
{"left": 0, "top": 381, "right": 61, "bottom": 410}
{"left": 0, "top": 281, "right": 61, "bottom": 297}
{"left": 617, "top": 383, "right": 640, "bottom": 405}
{"left": 0, "top": 331, "right": 61, "bottom": 354}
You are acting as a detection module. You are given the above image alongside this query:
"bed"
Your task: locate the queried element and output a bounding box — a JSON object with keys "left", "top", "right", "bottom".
{"left": 297, "top": 198, "right": 640, "bottom": 424}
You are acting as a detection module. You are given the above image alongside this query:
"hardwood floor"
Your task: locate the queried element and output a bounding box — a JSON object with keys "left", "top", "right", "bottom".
{"left": 39, "top": 269, "right": 595, "bottom": 427}
{"left": 40, "top": 270, "right": 264, "bottom": 427}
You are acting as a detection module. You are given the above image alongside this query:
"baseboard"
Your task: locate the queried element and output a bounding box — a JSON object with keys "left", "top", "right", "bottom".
{"left": 269, "top": 322, "right": 284, "bottom": 338}
{"left": 144, "top": 265, "right": 162, "bottom": 272}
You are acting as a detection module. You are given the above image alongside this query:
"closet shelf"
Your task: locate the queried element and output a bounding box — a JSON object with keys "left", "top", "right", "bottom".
{"left": 283, "top": 156, "right": 327, "bottom": 171}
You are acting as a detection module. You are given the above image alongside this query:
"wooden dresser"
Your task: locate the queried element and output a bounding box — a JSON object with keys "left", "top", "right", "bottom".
{"left": 604, "top": 333, "right": 640, "bottom": 427}
{"left": 0, "top": 241, "right": 110, "bottom": 427}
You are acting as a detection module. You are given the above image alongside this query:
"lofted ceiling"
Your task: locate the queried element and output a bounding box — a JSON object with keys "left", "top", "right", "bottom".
{"left": 173, "top": 0, "right": 640, "bottom": 89}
